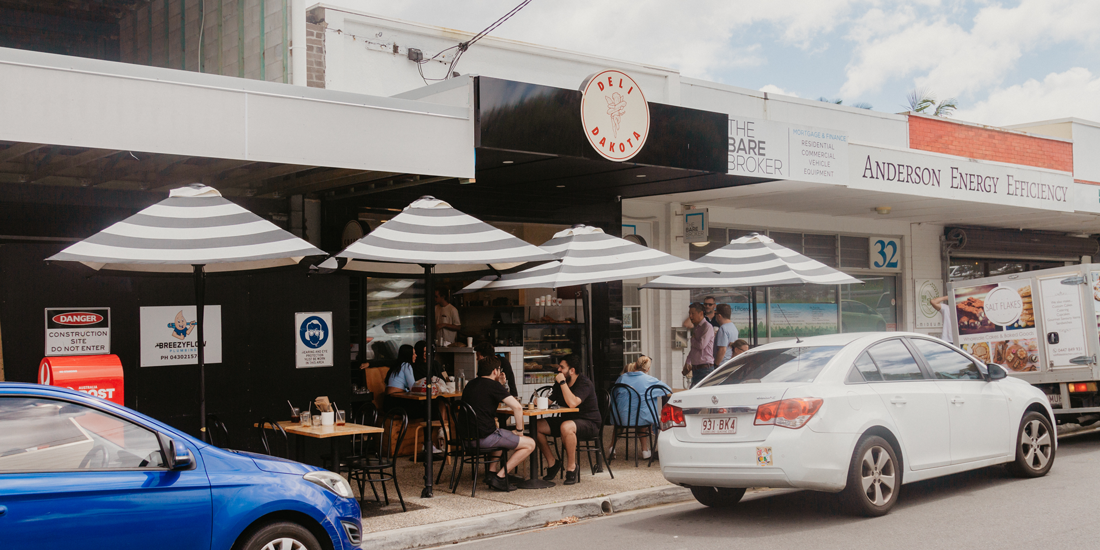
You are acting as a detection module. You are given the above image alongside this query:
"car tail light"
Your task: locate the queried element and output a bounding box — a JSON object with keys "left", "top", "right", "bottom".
{"left": 1068, "top": 382, "right": 1097, "bottom": 393}
{"left": 754, "top": 398, "right": 823, "bottom": 429}
{"left": 660, "top": 403, "right": 685, "bottom": 431}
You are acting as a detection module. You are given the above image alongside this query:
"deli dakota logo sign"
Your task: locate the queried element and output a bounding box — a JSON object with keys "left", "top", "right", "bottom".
{"left": 580, "top": 70, "right": 650, "bottom": 162}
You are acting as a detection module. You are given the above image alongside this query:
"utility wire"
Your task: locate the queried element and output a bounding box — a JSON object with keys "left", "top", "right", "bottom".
{"left": 416, "top": 0, "right": 534, "bottom": 84}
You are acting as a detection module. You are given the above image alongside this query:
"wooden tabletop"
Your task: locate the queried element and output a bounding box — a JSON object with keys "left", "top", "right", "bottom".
{"left": 390, "top": 391, "right": 463, "bottom": 401}
{"left": 262, "top": 420, "right": 384, "bottom": 439}
{"left": 496, "top": 407, "right": 579, "bottom": 417}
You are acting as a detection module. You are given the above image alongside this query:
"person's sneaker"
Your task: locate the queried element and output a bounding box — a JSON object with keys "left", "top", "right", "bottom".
{"left": 641, "top": 449, "right": 652, "bottom": 459}
{"left": 487, "top": 474, "right": 515, "bottom": 492}
{"left": 564, "top": 468, "right": 579, "bottom": 485}
{"left": 542, "top": 460, "right": 562, "bottom": 481}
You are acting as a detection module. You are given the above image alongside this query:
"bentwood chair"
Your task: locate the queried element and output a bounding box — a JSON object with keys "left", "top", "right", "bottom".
{"left": 256, "top": 417, "right": 289, "bottom": 458}
{"left": 566, "top": 391, "right": 613, "bottom": 483}
{"left": 348, "top": 409, "right": 409, "bottom": 512}
{"left": 533, "top": 385, "right": 561, "bottom": 475}
{"left": 643, "top": 385, "right": 672, "bottom": 466}
{"left": 206, "top": 414, "right": 230, "bottom": 448}
{"left": 450, "top": 400, "right": 510, "bottom": 497}
{"left": 609, "top": 383, "right": 648, "bottom": 467}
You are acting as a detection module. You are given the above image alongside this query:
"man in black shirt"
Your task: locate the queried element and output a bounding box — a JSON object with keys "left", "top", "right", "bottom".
{"left": 462, "top": 356, "right": 534, "bottom": 491}
{"left": 536, "top": 354, "right": 601, "bottom": 485}
{"left": 474, "top": 342, "right": 518, "bottom": 397}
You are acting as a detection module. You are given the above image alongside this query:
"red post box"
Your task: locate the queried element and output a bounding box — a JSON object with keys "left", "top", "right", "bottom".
{"left": 38, "top": 355, "right": 125, "bottom": 406}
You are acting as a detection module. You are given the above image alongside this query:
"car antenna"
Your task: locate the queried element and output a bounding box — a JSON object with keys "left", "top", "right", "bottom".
{"left": 774, "top": 303, "right": 802, "bottom": 343}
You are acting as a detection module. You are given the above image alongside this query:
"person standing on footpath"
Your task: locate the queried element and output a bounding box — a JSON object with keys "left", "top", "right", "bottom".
{"left": 682, "top": 295, "right": 718, "bottom": 329}
{"left": 930, "top": 296, "right": 955, "bottom": 345}
{"left": 682, "top": 302, "right": 715, "bottom": 388}
{"left": 712, "top": 303, "right": 739, "bottom": 366}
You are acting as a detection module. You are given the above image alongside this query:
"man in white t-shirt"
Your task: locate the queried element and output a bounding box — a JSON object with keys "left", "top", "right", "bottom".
{"left": 930, "top": 295, "right": 954, "bottom": 344}
{"left": 434, "top": 289, "right": 461, "bottom": 344}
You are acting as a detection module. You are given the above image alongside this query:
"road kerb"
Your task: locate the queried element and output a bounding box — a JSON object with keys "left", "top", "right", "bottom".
{"left": 359, "top": 485, "right": 694, "bottom": 550}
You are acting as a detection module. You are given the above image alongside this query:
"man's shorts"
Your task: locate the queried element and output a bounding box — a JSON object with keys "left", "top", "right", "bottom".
{"left": 543, "top": 417, "right": 600, "bottom": 440}
{"left": 476, "top": 428, "right": 520, "bottom": 450}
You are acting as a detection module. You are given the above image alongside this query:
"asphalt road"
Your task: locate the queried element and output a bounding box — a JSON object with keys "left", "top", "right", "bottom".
{"left": 446, "top": 430, "right": 1100, "bottom": 550}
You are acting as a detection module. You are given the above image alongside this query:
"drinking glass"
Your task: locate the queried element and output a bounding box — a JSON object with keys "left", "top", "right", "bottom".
{"left": 311, "top": 414, "right": 322, "bottom": 427}
{"left": 299, "top": 411, "right": 311, "bottom": 426}
{"left": 335, "top": 410, "right": 346, "bottom": 426}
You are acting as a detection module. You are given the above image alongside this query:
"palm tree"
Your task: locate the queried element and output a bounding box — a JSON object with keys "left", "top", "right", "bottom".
{"left": 906, "top": 88, "right": 957, "bottom": 117}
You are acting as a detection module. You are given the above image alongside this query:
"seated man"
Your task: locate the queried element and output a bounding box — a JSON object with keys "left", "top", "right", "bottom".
{"left": 462, "top": 356, "right": 535, "bottom": 492}
{"left": 536, "top": 354, "right": 602, "bottom": 485}
{"left": 474, "top": 342, "right": 518, "bottom": 397}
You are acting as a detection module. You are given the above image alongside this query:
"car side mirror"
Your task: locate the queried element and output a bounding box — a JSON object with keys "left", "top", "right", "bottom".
{"left": 157, "top": 432, "right": 193, "bottom": 470}
{"left": 986, "top": 363, "right": 1008, "bottom": 381}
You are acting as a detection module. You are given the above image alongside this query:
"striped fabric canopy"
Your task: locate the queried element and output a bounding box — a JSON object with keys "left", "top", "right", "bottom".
{"left": 48, "top": 184, "right": 325, "bottom": 273}
{"left": 642, "top": 233, "right": 861, "bottom": 289}
{"left": 460, "top": 225, "right": 713, "bottom": 292}
{"left": 333, "top": 196, "right": 556, "bottom": 275}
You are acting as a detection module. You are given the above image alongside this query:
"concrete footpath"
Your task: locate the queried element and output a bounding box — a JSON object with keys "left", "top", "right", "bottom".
{"left": 360, "top": 485, "right": 695, "bottom": 550}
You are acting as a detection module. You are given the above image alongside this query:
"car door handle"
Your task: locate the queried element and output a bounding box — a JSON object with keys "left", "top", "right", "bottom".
{"left": 889, "top": 397, "right": 907, "bottom": 405}
{"left": 951, "top": 396, "right": 965, "bottom": 405}
{"left": 0, "top": 505, "right": 6, "bottom": 517}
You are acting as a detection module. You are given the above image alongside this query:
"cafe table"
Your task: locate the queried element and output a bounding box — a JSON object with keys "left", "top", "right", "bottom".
{"left": 495, "top": 406, "right": 580, "bottom": 489}
{"left": 389, "top": 391, "right": 463, "bottom": 400}
{"left": 264, "top": 421, "right": 383, "bottom": 474}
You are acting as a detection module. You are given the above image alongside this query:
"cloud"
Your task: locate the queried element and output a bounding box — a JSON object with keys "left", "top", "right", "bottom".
{"left": 954, "top": 68, "right": 1100, "bottom": 126}
{"left": 840, "top": 0, "right": 1100, "bottom": 100}
{"left": 327, "top": 0, "right": 858, "bottom": 80}
{"left": 759, "top": 84, "right": 799, "bottom": 98}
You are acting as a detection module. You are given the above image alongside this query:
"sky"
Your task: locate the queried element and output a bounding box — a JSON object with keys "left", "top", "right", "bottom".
{"left": 323, "top": 0, "right": 1100, "bottom": 127}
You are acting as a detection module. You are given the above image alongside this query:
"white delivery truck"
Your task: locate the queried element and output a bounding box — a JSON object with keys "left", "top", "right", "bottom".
{"left": 948, "top": 264, "right": 1100, "bottom": 425}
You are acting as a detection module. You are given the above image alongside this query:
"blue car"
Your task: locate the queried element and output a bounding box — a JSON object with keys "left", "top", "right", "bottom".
{"left": 0, "top": 383, "right": 362, "bottom": 550}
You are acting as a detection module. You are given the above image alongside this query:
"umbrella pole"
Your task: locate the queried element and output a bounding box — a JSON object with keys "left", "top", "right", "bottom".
{"left": 194, "top": 264, "right": 207, "bottom": 442}
{"left": 584, "top": 286, "right": 594, "bottom": 379}
{"left": 422, "top": 264, "right": 434, "bottom": 499}
{"left": 750, "top": 286, "right": 758, "bottom": 347}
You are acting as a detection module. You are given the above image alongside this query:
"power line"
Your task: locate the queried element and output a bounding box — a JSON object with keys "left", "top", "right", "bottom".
{"left": 416, "top": 0, "right": 534, "bottom": 84}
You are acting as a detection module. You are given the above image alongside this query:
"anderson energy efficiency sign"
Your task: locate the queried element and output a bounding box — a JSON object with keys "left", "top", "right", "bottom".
{"left": 45, "top": 308, "right": 111, "bottom": 356}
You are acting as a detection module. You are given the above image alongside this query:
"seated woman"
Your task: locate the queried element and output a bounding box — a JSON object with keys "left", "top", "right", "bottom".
{"left": 612, "top": 356, "right": 670, "bottom": 459}
{"left": 412, "top": 340, "right": 446, "bottom": 381}
{"left": 383, "top": 344, "right": 418, "bottom": 415}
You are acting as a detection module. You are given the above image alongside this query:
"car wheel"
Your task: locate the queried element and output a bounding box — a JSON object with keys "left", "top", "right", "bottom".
{"left": 1006, "top": 411, "right": 1055, "bottom": 478}
{"left": 841, "top": 435, "right": 899, "bottom": 517}
{"left": 240, "top": 522, "right": 322, "bottom": 550}
{"left": 690, "top": 486, "right": 746, "bottom": 508}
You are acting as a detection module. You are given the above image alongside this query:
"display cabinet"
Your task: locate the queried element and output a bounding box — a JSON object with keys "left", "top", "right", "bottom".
{"left": 519, "top": 323, "right": 586, "bottom": 402}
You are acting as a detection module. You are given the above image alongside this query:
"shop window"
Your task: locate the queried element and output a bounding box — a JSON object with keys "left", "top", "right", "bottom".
{"left": 770, "top": 231, "right": 803, "bottom": 253}
{"left": 623, "top": 284, "right": 642, "bottom": 367}
{"left": 803, "top": 234, "right": 839, "bottom": 267}
{"left": 363, "top": 278, "right": 426, "bottom": 363}
{"left": 840, "top": 236, "right": 870, "bottom": 268}
{"left": 769, "top": 284, "right": 838, "bottom": 338}
{"left": 841, "top": 276, "right": 896, "bottom": 332}
{"left": 949, "top": 259, "right": 1069, "bottom": 282}
{"left": 690, "top": 288, "right": 762, "bottom": 340}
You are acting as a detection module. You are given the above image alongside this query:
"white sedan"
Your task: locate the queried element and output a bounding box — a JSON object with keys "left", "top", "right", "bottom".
{"left": 658, "top": 332, "right": 1056, "bottom": 516}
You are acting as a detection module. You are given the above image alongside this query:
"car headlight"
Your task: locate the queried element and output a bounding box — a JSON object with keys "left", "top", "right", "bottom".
{"left": 304, "top": 471, "right": 354, "bottom": 499}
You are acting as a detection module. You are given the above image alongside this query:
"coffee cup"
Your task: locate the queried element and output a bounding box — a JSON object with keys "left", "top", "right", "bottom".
{"left": 536, "top": 396, "right": 549, "bottom": 410}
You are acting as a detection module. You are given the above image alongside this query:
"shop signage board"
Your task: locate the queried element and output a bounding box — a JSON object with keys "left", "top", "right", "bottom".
{"left": 869, "top": 237, "right": 901, "bottom": 271}
{"left": 951, "top": 281, "right": 1039, "bottom": 372}
{"left": 295, "top": 312, "right": 333, "bottom": 368}
{"left": 580, "top": 70, "right": 650, "bottom": 162}
{"left": 683, "top": 208, "right": 709, "bottom": 243}
{"left": 915, "top": 279, "right": 945, "bottom": 329}
{"left": 850, "top": 144, "right": 1077, "bottom": 212}
{"left": 139, "top": 306, "right": 223, "bottom": 367}
{"left": 727, "top": 116, "right": 849, "bottom": 185}
{"left": 45, "top": 308, "right": 111, "bottom": 356}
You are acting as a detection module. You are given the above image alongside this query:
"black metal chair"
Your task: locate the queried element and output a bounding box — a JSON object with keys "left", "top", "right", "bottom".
{"left": 609, "top": 383, "right": 648, "bottom": 467}
{"left": 643, "top": 385, "right": 672, "bottom": 466}
{"left": 533, "top": 385, "right": 560, "bottom": 475}
{"left": 347, "top": 408, "right": 409, "bottom": 512}
{"left": 449, "top": 400, "right": 510, "bottom": 497}
{"left": 206, "top": 414, "right": 230, "bottom": 448}
{"left": 256, "top": 417, "right": 288, "bottom": 458}
{"left": 570, "top": 392, "right": 613, "bottom": 482}
{"left": 435, "top": 398, "right": 465, "bottom": 486}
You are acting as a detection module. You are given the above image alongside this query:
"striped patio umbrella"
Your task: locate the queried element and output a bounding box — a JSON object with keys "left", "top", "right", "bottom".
{"left": 329, "top": 196, "right": 556, "bottom": 497}
{"left": 459, "top": 225, "right": 713, "bottom": 292}
{"left": 642, "top": 233, "right": 860, "bottom": 345}
{"left": 47, "top": 184, "right": 325, "bottom": 440}
{"left": 642, "top": 233, "right": 861, "bottom": 289}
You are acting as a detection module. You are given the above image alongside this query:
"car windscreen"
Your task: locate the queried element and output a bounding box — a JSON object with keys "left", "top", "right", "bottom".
{"left": 696, "top": 346, "right": 843, "bottom": 387}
